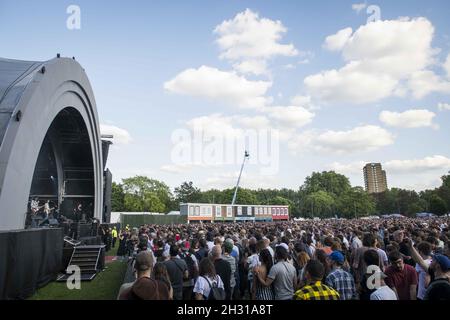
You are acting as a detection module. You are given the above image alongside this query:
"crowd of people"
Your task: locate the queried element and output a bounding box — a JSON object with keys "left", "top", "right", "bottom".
{"left": 115, "top": 217, "right": 450, "bottom": 301}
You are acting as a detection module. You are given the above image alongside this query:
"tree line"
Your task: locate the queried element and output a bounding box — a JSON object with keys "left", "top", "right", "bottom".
{"left": 111, "top": 172, "right": 450, "bottom": 218}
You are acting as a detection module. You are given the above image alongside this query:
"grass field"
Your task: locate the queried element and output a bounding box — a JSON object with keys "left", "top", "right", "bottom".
{"left": 29, "top": 245, "right": 127, "bottom": 300}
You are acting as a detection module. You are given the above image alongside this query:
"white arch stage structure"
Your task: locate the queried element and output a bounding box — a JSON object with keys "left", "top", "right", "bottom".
{"left": 0, "top": 57, "right": 103, "bottom": 231}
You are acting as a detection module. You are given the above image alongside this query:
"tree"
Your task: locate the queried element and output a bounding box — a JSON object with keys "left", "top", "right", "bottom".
{"left": 111, "top": 182, "right": 125, "bottom": 211}
{"left": 437, "top": 174, "right": 450, "bottom": 210}
{"left": 429, "top": 194, "right": 448, "bottom": 216}
{"left": 301, "top": 171, "right": 351, "bottom": 197}
{"left": 122, "top": 176, "right": 173, "bottom": 212}
{"left": 337, "top": 187, "right": 375, "bottom": 219}
{"left": 373, "top": 190, "right": 396, "bottom": 215}
{"left": 303, "top": 191, "right": 335, "bottom": 218}
{"left": 266, "top": 196, "right": 294, "bottom": 217}
{"left": 123, "top": 193, "right": 165, "bottom": 212}
{"left": 407, "top": 203, "right": 425, "bottom": 217}
{"left": 215, "top": 188, "right": 259, "bottom": 205}
{"left": 174, "top": 181, "right": 202, "bottom": 204}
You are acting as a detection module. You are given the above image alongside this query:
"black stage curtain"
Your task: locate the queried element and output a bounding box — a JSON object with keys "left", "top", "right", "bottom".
{"left": 0, "top": 228, "right": 63, "bottom": 299}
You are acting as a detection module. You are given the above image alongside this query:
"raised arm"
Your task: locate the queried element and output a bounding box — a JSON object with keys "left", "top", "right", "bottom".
{"left": 405, "top": 238, "right": 429, "bottom": 272}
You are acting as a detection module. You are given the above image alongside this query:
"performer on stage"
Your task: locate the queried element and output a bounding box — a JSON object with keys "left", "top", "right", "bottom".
{"left": 30, "top": 197, "right": 43, "bottom": 228}
{"left": 74, "top": 203, "right": 83, "bottom": 221}
{"left": 39, "top": 200, "right": 55, "bottom": 226}
{"left": 30, "top": 197, "right": 40, "bottom": 215}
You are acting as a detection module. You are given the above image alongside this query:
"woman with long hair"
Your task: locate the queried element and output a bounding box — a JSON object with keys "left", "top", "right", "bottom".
{"left": 314, "top": 249, "right": 331, "bottom": 281}
{"left": 296, "top": 251, "right": 310, "bottom": 288}
{"left": 193, "top": 257, "right": 225, "bottom": 300}
{"left": 253, "top": 249, "right": 275, "bottom": 300}
{"left": 153, "top": 262, "right": 173, "bottom": 300}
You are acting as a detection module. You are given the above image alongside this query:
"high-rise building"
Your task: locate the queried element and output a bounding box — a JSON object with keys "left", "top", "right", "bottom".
{"left": 363, "top": 163, "right": 388, "bottom": 194}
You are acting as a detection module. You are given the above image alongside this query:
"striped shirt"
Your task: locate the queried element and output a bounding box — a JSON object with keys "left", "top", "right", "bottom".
{"left": 294, "top": 281, "right": 340, "bottom": 300}
{"left": 325, "top": 268, "right": 357, "bottom": 300}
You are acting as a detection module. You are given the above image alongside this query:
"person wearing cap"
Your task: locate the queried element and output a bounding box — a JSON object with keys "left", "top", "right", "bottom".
{"left": 325, "top": 251, "right": 356, "bottom": 300}
{"left": 118, "top": 251, "right": 170, "bottom": 300}
{"left": 424, "top": 254, "right": 450, "bottom": 300}
{"left": 294, "top": 260, "right": 339, "bottom": 300}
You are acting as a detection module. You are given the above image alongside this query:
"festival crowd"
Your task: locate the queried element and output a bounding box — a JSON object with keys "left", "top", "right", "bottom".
{"left": 114, "top": 217, "right": 450, "bottom": 301}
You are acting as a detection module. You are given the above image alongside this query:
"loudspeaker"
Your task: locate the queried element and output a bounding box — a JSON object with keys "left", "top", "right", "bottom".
{"left": 48, "top": 219, "right": 59, "bottom": 226}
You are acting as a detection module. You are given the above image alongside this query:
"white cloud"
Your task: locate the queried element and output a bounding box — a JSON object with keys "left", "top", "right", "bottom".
{"left": 326, "top": 157, "right": 450, "bottom": 191}
{"left": 160, "top": 164, "right": 193, "bottom": 174}
{"left": 282, "top": 64, "right": 296, "bottom": 70}
{"left": 438, "top": 102, "right": 450, "bottom": 111}
{"left": 289, "top": 125, "right": 394, "bottom": 154}
{"left": 379, "top": 109, "right": 436, "bottom": 128}
{"left": 290, "top": 95, "right": 319, "bottom": 110}
{"left": 160, "top": 162, "right": 220, "bottom": 174}
{"left": 305, "top": 18, "right": 442, "bottom": 104}
{"left": 399, "top": 179, "right": 442, "bottom": 192}
{"left": 164, "top": 66, "right": 272, "bottom": 109}
{"left": 385, "top": 155, "right": 450, "bottom": 173}
{"left": 352, "top": 3, "right": 367, "bottom": 14}
{"left": 235, "top": 115, "right": 270, "bottom": 130}
{"left": 444, "top": 53, "right": 450, "bottom": 78}
{"left": 232, "top": 59, "right": 268, "bottom": 76}
{"left": 327, "top": 161, "right": 368, "bottom": 175}
{"left": 100, "top": 124, "right": 132, "bottom": 145}
{"left": 263, "top": 105, "right": 314, "bottom": 128}
{"left": 304, "top": 62, "right": 398, "bottom": 104}
{"left": 214, "top": 9, "right": 298, "bottom": 76}
{"left": 200, "top": 172, "right": 279, "bottom": 190}
{"left": 323, "top": 27, "right": 353, "bottom": 51}
{"left": 408, "top": 70, "right": 450, "bottom": 99}
{"left": 315, "top": 125, "right": 394, "bottom": 153}
{"left": 185, "top": 113, "right": 242, "bottom": 139}
{"left": 214, "top": 8, "right": 298, "bottom": 61}
{"left": 184, "top": 113, "right": 274, "bottom": 140}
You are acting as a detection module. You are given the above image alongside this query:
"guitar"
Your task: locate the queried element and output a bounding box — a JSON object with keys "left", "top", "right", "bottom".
{"left": 30, "top": 201, "right": 45, "bottom": 215}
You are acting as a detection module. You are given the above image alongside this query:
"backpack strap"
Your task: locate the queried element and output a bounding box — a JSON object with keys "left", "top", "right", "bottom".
{"left": 155, "top": 278, "right": 160, "bottom": 300}
{"left": 201, "top": 275, "right": 212, "bottom": 288}
{"left": 201, "top": 276, "right": 212, "bottom": 299}
{"left": 173, "top": 258, "right": 184, "bottom": 273}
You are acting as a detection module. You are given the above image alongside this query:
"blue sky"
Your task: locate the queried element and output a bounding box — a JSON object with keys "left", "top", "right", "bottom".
{"left": 1, "top": 0, "right": 450, "bottom": 191}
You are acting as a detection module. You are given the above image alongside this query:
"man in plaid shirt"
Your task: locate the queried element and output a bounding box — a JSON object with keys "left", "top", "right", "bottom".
{"left": 295, "top": 260, "right": 340, "bottom": 300}
{"left": 325, "top": 251, "right": 357, "bottom": 300}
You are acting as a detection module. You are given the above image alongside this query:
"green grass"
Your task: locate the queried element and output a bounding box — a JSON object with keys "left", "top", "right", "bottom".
{"left": 29, "top": 259, "right": 127, "bottom": 300}
{"left": 106, "top": 243, "right": 119, "bottom": 257}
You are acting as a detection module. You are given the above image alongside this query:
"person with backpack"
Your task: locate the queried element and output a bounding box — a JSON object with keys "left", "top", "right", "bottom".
{"left": 211, "top": 244, "right": 233, "bottom": 299}
{"left": 194, "top": 257, "right": 225, "bottom": 300}
{"left": 163, "top": 244, "right": 188, "bottom": 300}
{"left": 424, "top": 254, "right": 450, "bottom": 300}
{"left": 222, "top": 240, "right": 237, "bottom": 299}
{"left": 180, "top": 240, "right": 199, "bottom": 300}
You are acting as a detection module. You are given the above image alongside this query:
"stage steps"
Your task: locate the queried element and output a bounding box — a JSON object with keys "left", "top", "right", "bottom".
{"left": 57, "top": 245, "right": 104, "bottom": 282}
